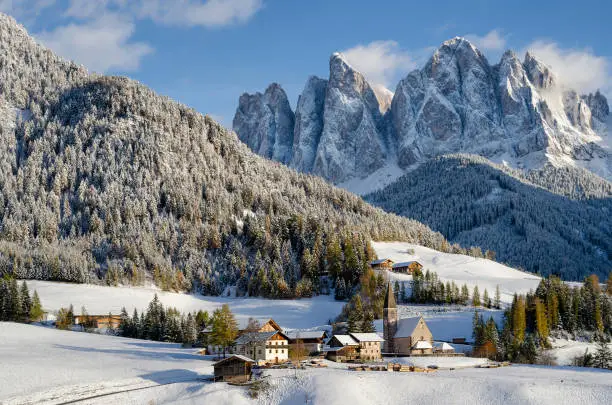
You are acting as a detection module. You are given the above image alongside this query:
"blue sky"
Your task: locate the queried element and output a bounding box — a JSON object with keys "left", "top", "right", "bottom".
{"left": 1, "top": 0, "right": 611, "bottom": 127}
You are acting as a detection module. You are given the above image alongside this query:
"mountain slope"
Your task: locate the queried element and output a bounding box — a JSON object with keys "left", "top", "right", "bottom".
{"left": 365, "top": 154, "right": 611, "bottom": 279}
{"left": 0, "top": 13, "right": 448, "bottom": 294}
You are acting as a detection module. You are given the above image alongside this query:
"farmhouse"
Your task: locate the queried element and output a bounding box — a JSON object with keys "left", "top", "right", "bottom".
{"left": 73, "top": 314, "right": 121, "bottom": 329}
{"left": 383, "top": 283, "right": 434, "bottom": 355}
{"left": 370, "top": 258, "right": 394, "bottom": 270}
{"left": 213, "top": 355, "right": 254, "bottom": 383}
{"left": 349, "top": 333, "right": 384, "bottom": 361}
{"left": 285, "top": 330, "right": 327, "bottom": 354}
{"left": 235, "top": 330, "right": 289, "bottom": 364}
{"left": 391, "top": 261, "right": 423, "bottom": 274}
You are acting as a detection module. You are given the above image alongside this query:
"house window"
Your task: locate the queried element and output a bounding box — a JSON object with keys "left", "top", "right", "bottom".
{"left": 269, "top": 349, "right": 272, "bottom": 354}
{"left": 276, "top": 349, "right": 278, "bottom": 353}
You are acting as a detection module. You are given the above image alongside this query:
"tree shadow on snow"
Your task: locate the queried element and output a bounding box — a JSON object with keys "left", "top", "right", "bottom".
{"left": 53, "top": 344, "right": 203, "bottom": 362}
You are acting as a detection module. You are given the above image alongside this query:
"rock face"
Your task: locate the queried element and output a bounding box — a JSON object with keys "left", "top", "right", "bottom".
{"left": 233, "top": 83, "right": 295, "bottom": 164}
{"left": 233, "top": 37, "right": 611, "bottom": 184}
{"left": 292, "top": 76, "right": 327, "bottom": 172}
{"left": 312, "top": 53, "right": 388, "bottom": 183}
{"left": 389, "top": 38, "right": 610, "bottom": 173}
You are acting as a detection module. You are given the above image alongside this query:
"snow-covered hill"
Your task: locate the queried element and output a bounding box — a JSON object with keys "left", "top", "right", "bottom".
{"left": 372, "top": 241, "right": 541, "bottom": 304}
{"left": 1, "top": 323, "right": 610, "bottom": 405}
{"left": 25, "top": 280, "right": 344, "bottom": 330}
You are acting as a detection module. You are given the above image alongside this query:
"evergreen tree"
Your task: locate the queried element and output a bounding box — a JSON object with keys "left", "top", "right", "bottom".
{"left": 29, "top": 291, "right": 44, "bottom": 322}
{"left": 119, "top": 307, "right": 130, "bottom": 336}
{"left": 494, "top": 285, "right": 501, "bottom": 309}
{"left": 184, "top": 313, "right": 198, "bottom": 344}
{"left": 361, "top": 311, "right": 375, "bottom": 333}
{"left": 19, "top": 282, "right": 31, "bottom": 322}
{"left": 460, "top": 284, "right": 470, "bottom": 305}
{"left": 472, "top": 286, "right": 481, "bottom": 307}
{"left": 593, "top": 336, "right": 612, "bottom": 370}
{"left": 483, "top": 289, "right": 491, "bottom": 308}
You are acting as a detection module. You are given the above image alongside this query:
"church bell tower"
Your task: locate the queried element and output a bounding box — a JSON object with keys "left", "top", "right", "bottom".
{"left": 383, "top": 282, "right": 398, "bottom": 354}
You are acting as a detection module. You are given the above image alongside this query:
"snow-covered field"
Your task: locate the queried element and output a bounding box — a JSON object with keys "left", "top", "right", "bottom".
{"left": 25, "top": 280, "right": 344, "bottom": 330}
{"left": 2, "top": 323, "right": 610, "bottom": 405}
{"left": 372, "top": 242, "right": 542, "bottom": 304}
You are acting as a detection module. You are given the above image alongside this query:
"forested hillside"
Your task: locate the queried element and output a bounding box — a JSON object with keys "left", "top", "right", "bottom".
{"left": 0, "top": 14, "right": 447, "bottom": 297}
{"left": 366, "top": 155, "right": 611, "bottom": 280}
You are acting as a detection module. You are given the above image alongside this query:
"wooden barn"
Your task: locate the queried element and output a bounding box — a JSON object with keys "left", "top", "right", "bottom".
{"left": 391, "top": 261, "right": 423, "bottom": 274}
{"left": 370, "top": 258, "right": 394, "bottom": 270}
{"left": 325, "top": 345, "right": 358, "bottom": 362}
{"left": 213, "top": 355, "right": 255, "bottom": 383}
{"left": 73, "top": 314, "right": 122, "bottom": 329}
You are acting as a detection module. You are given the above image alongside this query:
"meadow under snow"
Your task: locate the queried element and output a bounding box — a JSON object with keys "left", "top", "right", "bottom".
{"left": 1, "top": 323, "right": 610, "bottom": 405}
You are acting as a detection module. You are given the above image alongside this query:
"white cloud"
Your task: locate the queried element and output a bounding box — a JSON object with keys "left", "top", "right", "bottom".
{"left": 134, "top": 0, "right": 263, "bottom": 27}
{"left": 341, "top": 40, "right": 416, "bottom": 88}
{"left": 36, "top": 15, "right": 153, "bottom": 73}
{"left": 465, "top": 30, "right": 507, "bottom": 51}
{"left": 525, "top": 40, "right": 611, "bottom": 95}
{"left": 0, "top": 0, "right": 56, "bottom": 21}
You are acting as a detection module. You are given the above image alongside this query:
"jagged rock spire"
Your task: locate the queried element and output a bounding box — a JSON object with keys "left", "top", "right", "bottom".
{"left": 384, "top": 281, "right": 396, "bottom": 309}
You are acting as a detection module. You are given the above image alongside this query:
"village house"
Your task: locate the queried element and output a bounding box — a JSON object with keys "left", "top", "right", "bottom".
{"left": 370, "top": 258, "right": 394, "bottom": 270}
{"left": 73, "top": 314, "right": 122, "bottom": 330}
{"left": 324, "top": 334, "right": 359, "bottom": 362}
{"left": 205, "top": 318, "right": 283, "bottom": 357}
{"left": 234, "top": 330, "right": 290, "bottom": 364}
{"left": 213, "top": 355, "right": 254, "bottom": 383}
{"left": 325, "top": 333, "right": 384, "bottom": 362}
{"left": 285, "top": 330, "right": 328, "bottom": 354}
{"left": 383, "top": 283, "right": 434, "bottom": 355}
{"left": 391, "top": 261, "right": 423, "bottom": 274}
{"left": 349, "top": 332, "right": 384, "bottom": 361}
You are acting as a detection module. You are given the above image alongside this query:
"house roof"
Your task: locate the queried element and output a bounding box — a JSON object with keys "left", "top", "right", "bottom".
{"left": 213, "top": 354, "right": 254, "bottom": 367}
{"left": 392, "top": 261, "right": 422, "bottom": 268}
{"left": 371, "top": 258, "right": 393, "bottom": 265}
{"left": 238, "top": 318, "right": 282, "bottom": 331}
{"left": 331, "top": 334, "right": 358, "bottom": 346}
{"left": 394, "top": 316, "right": 424, "bottom": 338}
{"left": 234, "top": 331, "right": 288, "bottom": 345}
{"left": 349, "top": 333, "right": 385, "bottom": 343}
{"left": 284, "top": 330, "right": 327, "bottom": 340}
{"left": 413, "top": 340, "right": 433, "bottom": 349}
{"left": 435, "top": 342, "right": 454, "bottom": 351}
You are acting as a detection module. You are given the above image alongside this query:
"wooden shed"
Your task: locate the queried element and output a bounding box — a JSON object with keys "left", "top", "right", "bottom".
{"left": 213, "top": 355, "right": 255, "bottom": 383}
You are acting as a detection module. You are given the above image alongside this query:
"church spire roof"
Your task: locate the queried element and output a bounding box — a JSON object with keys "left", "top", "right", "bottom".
{"left": 384, "top": 281, "right": 396, "bottom": 309}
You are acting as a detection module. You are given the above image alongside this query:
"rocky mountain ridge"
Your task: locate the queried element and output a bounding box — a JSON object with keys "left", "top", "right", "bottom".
{"left": 233, "top": 37, "right": 611, "bottom": 186}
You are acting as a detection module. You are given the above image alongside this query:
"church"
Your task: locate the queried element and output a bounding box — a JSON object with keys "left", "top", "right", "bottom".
{"left": 383, "top": 282, "right": 434, "bottom": 355}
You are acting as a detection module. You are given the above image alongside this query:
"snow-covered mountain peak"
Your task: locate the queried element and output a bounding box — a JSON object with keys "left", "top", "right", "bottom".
{"left": 234, "top": 37, "right": 612, "bottom": 184}
{"left": 524, "top": 51, "right": 557, "bottom": 89}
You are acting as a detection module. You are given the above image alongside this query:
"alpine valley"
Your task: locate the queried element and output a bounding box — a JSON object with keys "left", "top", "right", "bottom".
{"left": 233, "top": 37, "right": 612, "bottom": 279}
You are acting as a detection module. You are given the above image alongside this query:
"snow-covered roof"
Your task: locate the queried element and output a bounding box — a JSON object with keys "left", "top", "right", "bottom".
{"left": 349, "top": 333, "right": 385, "bottom": 343}
{"left": 331, "top": 334, "right": 358, "bottom": 346}
{"left": 413, "top": 340, "right": 433, "bottom": 349}
{"left": 434, "top": 342, "right": 454, "bottom": 351}
{"left": 392, "top": 261, "right": 421, "bottom": 268}
{"left": 213, "top": 354, "right": 255, "bottom": 366}
{"left": 394, "top": 316, "right": 423, "bottom": 338}
{"left": 284, "top": 330, "right": 327, "bottom": 340}
{"left": 235, "top": 331, "right": 287, "bottom": 345}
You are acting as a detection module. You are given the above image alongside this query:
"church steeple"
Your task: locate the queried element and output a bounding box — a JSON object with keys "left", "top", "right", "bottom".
{"left": 384, "top": 281, "right": 396, "bottom": 309}
{"left": 383, "top": 281, "right": 398, "bottom": 353}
